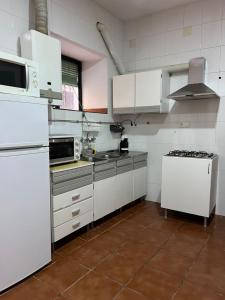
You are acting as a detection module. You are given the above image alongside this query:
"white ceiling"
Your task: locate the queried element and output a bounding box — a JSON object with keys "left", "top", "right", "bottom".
{"left": 94, "top": 0, "right": 199, "bottom": 21}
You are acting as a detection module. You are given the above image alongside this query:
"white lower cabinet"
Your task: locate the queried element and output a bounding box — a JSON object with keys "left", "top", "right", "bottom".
{"left": 115, "top": 171, "right": 133, "bottom": 209}
{"left": 133, "top": 167, "right": 147, "bottom": 200}
{"left": 52, "top": 184, "right": 94, "bottom": 242}
{"left": 93, "top": 176, "right": 117, "bottom": 221}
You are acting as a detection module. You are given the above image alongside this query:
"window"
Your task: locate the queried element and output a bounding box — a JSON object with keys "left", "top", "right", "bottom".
{"left": 60, "top": 56, "right": 82, "bottom": 111}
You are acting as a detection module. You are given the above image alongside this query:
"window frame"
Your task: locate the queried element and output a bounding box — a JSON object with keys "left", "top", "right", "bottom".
{"left": 61, "top": 55, "right": 83, "bottom": 111}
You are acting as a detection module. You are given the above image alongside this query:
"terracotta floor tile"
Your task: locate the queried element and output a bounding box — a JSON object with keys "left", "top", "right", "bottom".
{"left": 63, "top": 271, "right": 122, "bottom": 300}
{"left": 162, "top": 235, "right": 205, "bottom": 259}
{"left": 55, "top": 237, "right": 86, "bottom": 256}
{"left": 68, "top": 239, "right": 111, "bottom": 268}
{"left": 94, "top": 254, "right": 144, "bottom": 284}
{"left": 35, "top": 256, "right": 89, "bottom": 293}
{"left": 79, "top": 226, "right": 105, "bottom": 241}
{"left": 116, "top": 240, "right": 159, "bottom": 263}
{"left": 126, "top": 212, "right": 159, "bottom": 228}
{"left": 109, "top": 220, "right": 143, "bottom": 240}
{"left": 128, "top": 265, "right": 181, "bottom": 300}
{"left": 186, "top": 259, "right": 225, "bottom": 294}
{"left": 174, "top": 281, "right": 225, "bottom": 300}
{"left": 136, "top": 227, "right": 171, "bottom": 246}
{"left": 115, "top": 288, "right": 148, "bottom": 300}
{"left": 175, "top": 223, "right": 210, "bottom": 241}
{"left": 148, "top": 248, "right": 193, "bottom": 277}
{"left": 93, "top": 230, "right": 127, "bottom": 252}
{"left": 148, "top": 218, "right": 183, "bottom": 233}
{"left": 0, "top": 277, "right": 58, "bottom": 300}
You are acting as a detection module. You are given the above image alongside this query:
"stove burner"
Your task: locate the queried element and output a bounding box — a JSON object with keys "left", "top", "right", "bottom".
{"left": 167, "top": 150, "right": 214, "bottom": 158}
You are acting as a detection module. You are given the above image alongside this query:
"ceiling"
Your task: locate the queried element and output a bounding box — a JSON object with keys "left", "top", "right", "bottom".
{"left": 94, "top": 0, "right": 199, "bottom": 21}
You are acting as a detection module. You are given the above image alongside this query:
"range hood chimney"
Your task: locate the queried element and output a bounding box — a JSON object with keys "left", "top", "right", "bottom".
{"left": 168, "top": 57, "right": 219, "bottom": 101}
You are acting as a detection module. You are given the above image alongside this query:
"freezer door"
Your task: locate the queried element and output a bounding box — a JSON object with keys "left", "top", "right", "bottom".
{"left": 0, "top": 148, "right": 51, "bottom": 292}
{"left": 0, "top": 99, "right": 48, "bottom": 149}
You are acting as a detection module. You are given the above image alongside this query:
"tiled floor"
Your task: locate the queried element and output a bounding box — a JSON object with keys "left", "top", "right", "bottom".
{"left": 1, "top": 200, "right": 225, "bottom": 300}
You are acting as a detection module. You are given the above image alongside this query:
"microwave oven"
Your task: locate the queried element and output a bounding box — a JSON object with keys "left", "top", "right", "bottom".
{"left": 49, "top": 136, "right": 81, "bottom": 166}
{"left": 0, "top": 51, "right": 39, "bottom": 97}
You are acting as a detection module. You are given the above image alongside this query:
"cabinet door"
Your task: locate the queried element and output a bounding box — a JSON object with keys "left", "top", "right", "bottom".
{"left": 135, "top": 70, "right": 162, "bottom": 108}
{"left": 94, "top": 176, "right": 117, "bottom": 221}
{"left": 133, "top": 167, "right": 147, "bottom": 200}
{"left": 113, "top": 73, "right": 135, "bottom": 113}
{"left": 116, "top": 171, "right": 133, "bottom": 209}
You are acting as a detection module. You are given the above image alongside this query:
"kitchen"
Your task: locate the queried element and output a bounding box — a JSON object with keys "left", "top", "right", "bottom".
{"left": 0, "top": 0, "right": 225, "bottom": 299}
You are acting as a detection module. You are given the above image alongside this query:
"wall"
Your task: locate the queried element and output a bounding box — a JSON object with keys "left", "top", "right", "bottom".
{"left": 48, "top": 0, "right": 124, "bottom": 149}
{"left": 122, "top": 0, "right": 225, "bottom": 215}
{"left": 0, "top": 0, "right": 124, "bottom": 151}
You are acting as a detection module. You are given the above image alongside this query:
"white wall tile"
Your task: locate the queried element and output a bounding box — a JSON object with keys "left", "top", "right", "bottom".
{"left": 202, "top": 0, "right": 223, "bottom": 23}
{"left": 149, "top": 34, "right": 166, "bottom": 58}
{"left": 150, "top": 11, "right": 168, "bottom": 35}
{"left": 201, "top": 47, "right": 221, "bottom": 73}
{"left": 184, "top": 1, "right": 202, "bottom": 27}
{"left": 202, "top": 21, "right": 222, "bottom": 48}
{"left": 166, "top": 6, "right": 184, "bottom": 31}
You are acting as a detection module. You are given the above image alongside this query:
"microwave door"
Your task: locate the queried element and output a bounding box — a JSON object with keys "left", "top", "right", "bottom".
{"left": 0, "top": 60, "right": 26, "bottom": 89}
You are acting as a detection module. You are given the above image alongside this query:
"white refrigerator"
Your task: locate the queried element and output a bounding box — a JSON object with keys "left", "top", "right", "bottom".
{"left": 0, "top": 94, "right": 51, "bottom": 292}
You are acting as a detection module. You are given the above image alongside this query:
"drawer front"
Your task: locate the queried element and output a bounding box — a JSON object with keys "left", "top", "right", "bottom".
{"left": 53, "top": 184, "right": 93, "bottom": 211}
{"left": 53, "top": 166, "right": 93, "bottom": 184}
{"left": 133, "top": 160, "right": 147, "bottom": 170}
{"left": 117, "top": 157, "right": 133, "bottom": 167}
{"left": 117, "top": 164, "right": 133, "bottom": 175}
{"left": 53, "top": 174, "right": 93, "bottom": 196}
{"left": 53, "top": 197, "right": 93, "bottom": 227}
{"left": 133, "top": 154, "right": 148, "bottom": 163}
{"left": 53, "top": 211, "right": 93, "bottom": 242}
{"left": 94, "top": 162, "right": 116, "bottom": 172}
{"left": 94, "top": 168, "right": 117, "bottom": 182}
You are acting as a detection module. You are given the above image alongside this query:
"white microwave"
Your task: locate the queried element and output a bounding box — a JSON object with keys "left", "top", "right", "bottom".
{"left": 0, "top": 51, "right": 39, "bottom": 97}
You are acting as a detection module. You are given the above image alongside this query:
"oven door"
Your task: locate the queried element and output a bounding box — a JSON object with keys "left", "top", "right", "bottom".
{"left": 49, "top": 138, "right": 74, "bottom": 165}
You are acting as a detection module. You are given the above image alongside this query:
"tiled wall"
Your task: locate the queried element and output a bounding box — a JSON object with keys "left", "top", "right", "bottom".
{"left": 0, "top": 0, "right": 123, "bottom": 151}
{"left": 122, "top": 0, "right": 225, "bottom": 215}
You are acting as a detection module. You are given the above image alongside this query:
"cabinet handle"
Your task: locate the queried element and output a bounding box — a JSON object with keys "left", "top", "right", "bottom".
{"left": 72, "top": 221, "right": 80, "bottom": 229}
{"left": 208, "top": 163, "right": 210, "bottom": 174}
{"left": 72, "top": 208, "right": 80, "bottom": 217}
{"left": 72, "top": 194, "right": 80, "bottom": 201}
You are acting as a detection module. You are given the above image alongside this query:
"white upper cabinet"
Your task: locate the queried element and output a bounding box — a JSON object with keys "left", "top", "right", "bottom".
{"left": 136, "top": 70, "right": 163, "bottom": 112}
{"left": 113, "top": 69, "right": 170, "bottom": 114}
{"left": 113, "top": 73, "right": 135, "bottom": 114}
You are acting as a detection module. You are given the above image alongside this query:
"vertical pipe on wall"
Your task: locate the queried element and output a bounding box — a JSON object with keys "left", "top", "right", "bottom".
{"left": 33, "top": 0, "right": 48, "bottom": 34}
{"left": 96, "top": 22, "right": 125, "bottom": 75}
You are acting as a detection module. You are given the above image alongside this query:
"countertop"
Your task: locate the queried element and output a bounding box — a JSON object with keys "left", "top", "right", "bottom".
{"left": 84, "top": 150, "right": 148, "bottom": 166}
{"left": 50, "top": 160, "right": 94, "bottom": 173}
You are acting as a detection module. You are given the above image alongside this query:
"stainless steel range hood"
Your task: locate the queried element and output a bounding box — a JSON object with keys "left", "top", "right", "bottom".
{"left": 168, "top": 57, "right": 219, "bottom": 101}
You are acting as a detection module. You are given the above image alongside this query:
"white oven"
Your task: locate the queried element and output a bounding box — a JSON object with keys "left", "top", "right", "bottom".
{"left": 0, "top": 51, "right": 39, "bottom": 97}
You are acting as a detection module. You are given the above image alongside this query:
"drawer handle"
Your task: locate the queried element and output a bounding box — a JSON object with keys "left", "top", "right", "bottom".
{"left": 72, "top": 221, "right": 80, "bottom": 229}
{"left": 72, "top": 208, "right": 80, "bottom": 217}
{"left": 72, "top": 194, "right": 80, "bottom": 201}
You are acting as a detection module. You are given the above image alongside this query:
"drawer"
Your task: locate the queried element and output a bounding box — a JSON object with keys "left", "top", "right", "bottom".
{"left": 53, "top": 197, "right": 93, "bottom": 227}
{"left": 53, "top": 184, "right": 93, "bottom": 211}
{"left": 53, "top": 211, "right": 93, "bottom": 242}
{"left": 52, "top": 166, "right": 93, "bottom": 184}
{"left": 117, "top": 164, "right": 133, "bottom": 175}
{"left": 52, "top": 174, "right": 93, "bottom": 196}
{"left": 117, "top": 157, "right": 133, "bottom": 167}
{"left": 94, "top": 162, "right": 116, "bottom": 172}
{"left": 133, "top": 160, "right": 147, "bottom": 170}
{"left": 133, "top": 154, "right": 148, "bottom": 163}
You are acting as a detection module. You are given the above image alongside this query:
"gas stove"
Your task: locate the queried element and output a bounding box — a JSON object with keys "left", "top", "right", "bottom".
{"left": 167, "top": 150, "right": 214, "bottom": 158}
